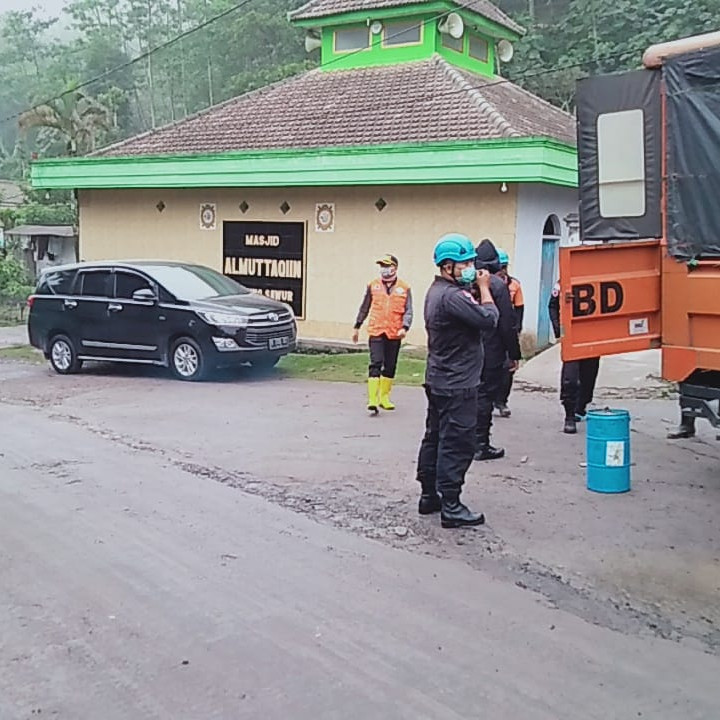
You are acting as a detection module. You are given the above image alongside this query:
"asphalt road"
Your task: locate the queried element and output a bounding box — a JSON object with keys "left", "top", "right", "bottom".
{"left": 1, "top": 361, "right": 720, "bottom": 718}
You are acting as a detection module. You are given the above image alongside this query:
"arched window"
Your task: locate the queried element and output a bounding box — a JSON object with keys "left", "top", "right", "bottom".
{"left": 543, "top": 214, "right": 561, "bottom": 238}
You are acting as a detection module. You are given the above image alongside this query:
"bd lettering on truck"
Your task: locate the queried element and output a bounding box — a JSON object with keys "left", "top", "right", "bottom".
{"left": 560, "top": 30, "right": 720, "bottom": 437}
{"left": 571, "top": 281, "right": 625, "bottom": 317}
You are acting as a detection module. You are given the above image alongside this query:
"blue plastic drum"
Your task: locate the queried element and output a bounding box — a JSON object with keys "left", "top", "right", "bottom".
{"left": 586, "top": 409, "right": 631, "bottom": 493}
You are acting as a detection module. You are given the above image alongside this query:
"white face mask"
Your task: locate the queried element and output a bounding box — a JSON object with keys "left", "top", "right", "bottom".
{"left": 380, "top": 266, "right": 397, "bottom": 280}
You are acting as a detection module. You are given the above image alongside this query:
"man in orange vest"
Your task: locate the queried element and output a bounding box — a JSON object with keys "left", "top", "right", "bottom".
{"left": 352, "top": 254, "right": 413, "bottom": 414}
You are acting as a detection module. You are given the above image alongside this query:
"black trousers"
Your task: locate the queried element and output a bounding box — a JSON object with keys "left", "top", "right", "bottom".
{"left": 476, "top": 364, "right": 504, "bottom": 447}
{"left": 368, "top": 334, "right": 401, "bottom": 378}
{"left": 417, "top": 386, "right": 477, "bottom": 498}
{"left": 495, "top": 362, "right": 514, "bottom": 407}
{"left": 561, "top": 357, "right": 600, "bottom": 416}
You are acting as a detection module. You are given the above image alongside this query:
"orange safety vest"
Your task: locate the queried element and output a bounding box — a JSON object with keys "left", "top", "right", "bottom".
{"left": 367, "top": 278, "right": 410, "bottom": 340}
{"left": 507, "top": 277, "right": 524, "bottom": 307}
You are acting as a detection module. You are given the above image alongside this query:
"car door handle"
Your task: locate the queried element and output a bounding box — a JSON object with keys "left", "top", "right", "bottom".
{"left": 108, "top": 303, "right": 123, "bottom": 312}
{"left": 63, "top": 299, "right": 78, "bottom": 309}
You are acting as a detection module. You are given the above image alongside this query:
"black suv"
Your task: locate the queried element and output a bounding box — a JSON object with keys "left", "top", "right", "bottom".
{"left": 28, "top": 261, "right": 297, "bottom": 381}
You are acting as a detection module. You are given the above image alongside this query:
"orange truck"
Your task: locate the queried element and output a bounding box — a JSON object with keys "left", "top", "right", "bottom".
{"left": 559, "top": 31, "right": 720, "bottom": 438}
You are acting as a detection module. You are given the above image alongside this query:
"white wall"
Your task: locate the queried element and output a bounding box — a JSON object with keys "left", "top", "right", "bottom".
{"left": 512, "top": 183, "right": 578, "bottom": 342}
{"left": 78, "top": 185, "right": 519, "bottom": 345}
{"left": 33, "top": 236, "right": 78, "bottom": 277}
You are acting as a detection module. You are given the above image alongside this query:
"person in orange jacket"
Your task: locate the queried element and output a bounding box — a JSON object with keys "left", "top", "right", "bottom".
{"left": 352, "top": 254, "right": 413, "bottom": 414}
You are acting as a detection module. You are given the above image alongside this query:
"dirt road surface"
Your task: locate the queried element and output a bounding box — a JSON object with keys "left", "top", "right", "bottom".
{"left": 1, "top": 359, "right": 719, "bottom": 718}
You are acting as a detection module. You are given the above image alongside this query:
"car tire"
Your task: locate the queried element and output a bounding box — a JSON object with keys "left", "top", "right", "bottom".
{"left": 170, "top": 337, "right": 207, "bottom": 381}
{"left": 48, "top": 334, "right": 83, "bottom": 375}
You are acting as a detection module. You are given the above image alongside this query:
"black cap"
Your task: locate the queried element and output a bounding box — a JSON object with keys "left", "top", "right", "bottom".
{"left": 474, "top": 239, "right": 501, "bottom": 273}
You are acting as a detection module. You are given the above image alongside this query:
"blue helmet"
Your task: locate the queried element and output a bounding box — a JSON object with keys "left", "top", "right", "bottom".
{"left": 497, "top": 248, "right": 510, "bottom": 266}
{"left": 433, "top": 233, "right": 477, "bottom": 266}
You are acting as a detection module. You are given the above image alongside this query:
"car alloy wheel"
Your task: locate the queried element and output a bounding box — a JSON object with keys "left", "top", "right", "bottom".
{"left": 52, "top": 339, "right": 72, "bottom": 371}
{"left": 174, "top": 343, "right": 199, "bottom": 377}
{"left": 170, "top": 337, "right": 206, "bottom": 381}
{"left": 48, "top": 334, "right": 82, "bottom": 375}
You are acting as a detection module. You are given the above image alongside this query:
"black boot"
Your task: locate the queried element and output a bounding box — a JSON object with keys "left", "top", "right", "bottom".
{"left": 417, "top": 474, "right": 441, "bottom": 515}
{"left": 667, "top": 415, "right": 696, "bottom": 439}
{"left": 474, "top": 444, "right": 505, "bottom": 461}
{"left": 419, "top": 493, "right": 442, "bottom": 515}
{"left": 440, "top": 496, "right": 485, "bottom": 529}
{"left": 496, "top": 403, "right": 512, "bottom": 418}
{"left": 563, "top": 403, "right": 577, "bottom": 434}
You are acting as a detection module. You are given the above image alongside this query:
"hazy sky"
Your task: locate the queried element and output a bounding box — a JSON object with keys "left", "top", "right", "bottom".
{"left": 3, "top": 0, "right": 68, "bottom": 17}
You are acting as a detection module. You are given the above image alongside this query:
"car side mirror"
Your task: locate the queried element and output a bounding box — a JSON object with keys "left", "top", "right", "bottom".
{"left": 132, "top": 288, "right": 157, "bottom": 303}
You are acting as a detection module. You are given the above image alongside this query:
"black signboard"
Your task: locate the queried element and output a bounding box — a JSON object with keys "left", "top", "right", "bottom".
{"left": 223, "top": 221, "right": 306, "bottom": 318}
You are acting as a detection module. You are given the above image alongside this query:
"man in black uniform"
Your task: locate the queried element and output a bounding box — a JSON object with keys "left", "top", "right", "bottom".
{"left": 416, "top": 233, "right": 499, "bottom": 528}
{"left": 549, "top": 282, "right": 600, "bottom": 434}
{"left": 473, "top": 239, "right": 522, "bottom": 460}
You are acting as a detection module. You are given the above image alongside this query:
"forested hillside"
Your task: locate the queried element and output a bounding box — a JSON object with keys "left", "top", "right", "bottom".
{"left": 0, "top": 0, "right": 718, "bottom": 193}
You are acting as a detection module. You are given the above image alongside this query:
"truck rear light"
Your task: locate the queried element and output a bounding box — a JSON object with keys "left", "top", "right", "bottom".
{"left": 27, "top": 295, "right": 35, "bottom": 308}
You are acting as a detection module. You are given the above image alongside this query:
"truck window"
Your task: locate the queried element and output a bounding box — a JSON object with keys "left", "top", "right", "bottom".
{"left": 598, "top": 109, "right": 646, "bottom": 218}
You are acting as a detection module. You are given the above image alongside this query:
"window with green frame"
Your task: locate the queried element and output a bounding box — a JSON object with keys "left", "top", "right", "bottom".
{"left": 334, "top": 26, "right": 370, "bottom": 52}
{"left": 441, "top": 32, "right": 463, "bottom": 53}
{"left": 382, "top": 20, "right": 422, "bottom": 47}
{"left": 468, "top": 34, "right": 489, "bottom": 62}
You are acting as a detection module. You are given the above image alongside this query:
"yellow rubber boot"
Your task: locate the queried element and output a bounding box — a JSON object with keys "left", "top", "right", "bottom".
{"left": 367, "top": 377, "right": 380, "bottom": 414}
{"left": 379, "top": 377, "right": 396, "bottom": 410}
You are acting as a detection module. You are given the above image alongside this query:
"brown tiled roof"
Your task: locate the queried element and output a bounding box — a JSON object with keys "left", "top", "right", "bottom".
{"left": 94, "top": 56, "right": 576, "bottom": 158}
{"left": 289, "top": 0, "right": 525, "bottom": 36}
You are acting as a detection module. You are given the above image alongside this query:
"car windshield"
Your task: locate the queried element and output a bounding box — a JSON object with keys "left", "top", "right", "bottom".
{"left": 146, "top": 265, "right": 249, "bottom": 300}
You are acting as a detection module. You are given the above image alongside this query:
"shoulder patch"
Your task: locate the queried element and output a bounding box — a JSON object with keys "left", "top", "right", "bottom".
{"left": 460, "top": 290, "right": 479, "bottom": 305}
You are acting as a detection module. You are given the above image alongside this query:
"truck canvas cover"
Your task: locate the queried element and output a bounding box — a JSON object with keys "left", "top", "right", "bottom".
{"left": 576, "top": 70, "right": 662, "bottom": 242}
{"left": 665, "top": 46, "right": 720, "bottom": 260}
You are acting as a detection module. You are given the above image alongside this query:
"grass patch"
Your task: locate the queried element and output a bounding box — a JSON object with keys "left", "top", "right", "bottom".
{"left": 0, "top": 344, "right": 44, "bottom": 364}
{"left": 278, "top": 351, "right": 426, "bottom": 386}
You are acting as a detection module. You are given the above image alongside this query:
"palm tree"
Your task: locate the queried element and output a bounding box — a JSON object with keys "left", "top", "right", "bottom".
{"left": 18, "top": 86, "right": 111, "bottom": 156}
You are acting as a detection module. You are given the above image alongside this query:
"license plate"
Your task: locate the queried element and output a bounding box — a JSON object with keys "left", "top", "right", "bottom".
{"left": 268, "top": 336, "right": 289, "bottom": 350}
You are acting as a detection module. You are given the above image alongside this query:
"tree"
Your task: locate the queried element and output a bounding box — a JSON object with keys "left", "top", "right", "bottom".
{"left": 0, "top": 10, "right": 57, "bottom": 82}
{"left": 0, "top": 8, "right": 60, "bottom": 174}
{"left": 18, "top": 86, "right": 112, "bottom": 156}
{"left": 2, "top": 0, "right": 717, "bottom": 168}
{"left": 0, "top": 243, "right": 34, "bottom": 318}
{"left": 502, "top": 0, "right": 720, "bottom": 112}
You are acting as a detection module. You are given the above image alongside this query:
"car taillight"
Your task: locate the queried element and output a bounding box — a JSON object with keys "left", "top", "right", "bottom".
{"left": 27, "top": 295, "right": 35, "bottom": 308}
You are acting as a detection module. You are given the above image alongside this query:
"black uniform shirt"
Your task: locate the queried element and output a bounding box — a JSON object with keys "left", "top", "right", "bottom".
{"left": 483, "top": 274, "right": 522, "bottom": 368}
{"left": 424, "top": 276, "right": 499, "bottom": 392}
